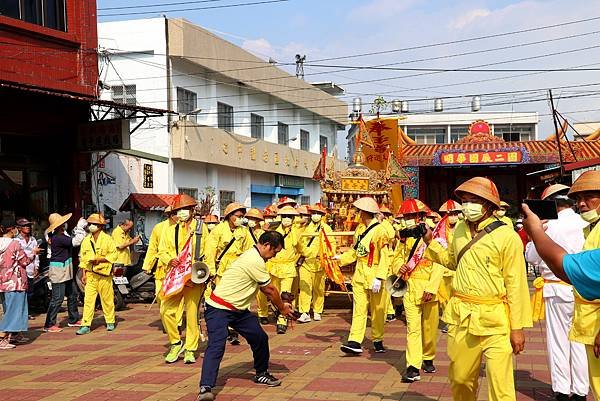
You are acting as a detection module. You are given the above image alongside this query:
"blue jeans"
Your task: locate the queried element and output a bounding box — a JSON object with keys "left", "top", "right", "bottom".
{"left": 199, "top": 305, "right": 270, "bottom": 388}
{"left": 44, "top": 279, "right": 80, "bottom": 328}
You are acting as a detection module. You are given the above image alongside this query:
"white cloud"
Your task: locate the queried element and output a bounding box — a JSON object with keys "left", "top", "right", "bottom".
{"left": 448, "top": 8, "right": 491, "bottom": 30}
{"left": 348, "top": 0, "right": 421, "bottom": 20}
{"left": 241, "top": 38, "right": 277, "bottom": 60}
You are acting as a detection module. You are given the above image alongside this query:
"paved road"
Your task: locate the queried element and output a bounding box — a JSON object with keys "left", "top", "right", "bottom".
{"left": 0, "top": 297, "right": 552, "bottom": 401}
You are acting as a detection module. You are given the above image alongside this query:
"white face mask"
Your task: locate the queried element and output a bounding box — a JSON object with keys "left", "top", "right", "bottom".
{"left": 248, "top": 220, "right": 257, "bottom": 228}
{"left": 462, "top": 202, "right": 485, "bottom": 222}
{"left": 448, "top": 215, "right": 459, "bottom": 225}
{"left": 281, "top": 217, "right": 293, "bottom": 227}
{"left": 496, "top": 210, "right": 506, "bottom": 218}
{"left": 88, "top": 224, "right": 99, "bottom": 233}
{"left": 581, "top": 208, "right": 600, "bottom": 223}
{"left": 207, "top": 223, "right": 216, "bottom": 231}
{"left": 232, "top": 216, "right": 243, "bottom": 227}
{"left": 404, "top": 219, "right": 416, "bottom": 228}
{"left": 241, "top": 217, "right": 249, "bottom": 226}
{"left": 311, "top": 214, "right": 322, "bottom": 223}
{"left": 177, "top": 209, "right": 190, "bottom": 222}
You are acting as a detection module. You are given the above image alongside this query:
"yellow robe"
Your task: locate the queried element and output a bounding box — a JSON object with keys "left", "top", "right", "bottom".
{"left": 111, "top": 225, "right": 132, "bottom": 265}
{"left": 204, "top": 221, "right": 253, "bottom": 277}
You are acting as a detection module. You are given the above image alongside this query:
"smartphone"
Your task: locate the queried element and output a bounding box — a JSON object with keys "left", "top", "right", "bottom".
{"left": 522, "top": 199, "right": 558, "bottom": 220}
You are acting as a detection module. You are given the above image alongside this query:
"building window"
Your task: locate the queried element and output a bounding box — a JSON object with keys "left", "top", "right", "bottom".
{"left": 0, "top": 0, "right": 66, "bottom": 31}
{"left": 178, "top": 187, "right": 198, "bottom": 199}
{"left": 494, "top": 124, "right": 535, "bottom": 141}
{"left": 177, "top": 87, "right": 197, "bottom": 122}
{"left": 217, "top": 102, "right": 233, "bottom": 131}
{"left": 320, "top": 135, "right": 328, "bottom": 154}
{"left": 278, "top": 122, "right": 289, "bottom": 145}
{"left": 251, "top": 113, "right": 264, "bottom": 139}
{"left": 450, "top": 125, "right": 469, "bottom": 143}
{"left": 219, "top": 190, "right": 235, "bottom": 214}
{"left": 300, "top": 129, "right": 309, "bottom": 151}
{"left": 112, "top": 84, "right": 137, "bottom": 119}
{"left": 300, "top": 195, "right": 310, "bottom": 205}
{"left": 407, "top": 126, "right": 446, "bottom": 144}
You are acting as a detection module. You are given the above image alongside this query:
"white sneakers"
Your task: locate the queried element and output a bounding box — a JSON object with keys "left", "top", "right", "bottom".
{"left": 297, "top": 312, "right": 322, "bottom": 323}
{"left": 297, "top": 313, "right": 311, "bottom": 323}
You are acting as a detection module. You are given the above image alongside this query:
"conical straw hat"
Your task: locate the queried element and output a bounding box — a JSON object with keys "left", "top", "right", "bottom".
{"left": 455, "top": 177, "right": 501, "bottom": 207}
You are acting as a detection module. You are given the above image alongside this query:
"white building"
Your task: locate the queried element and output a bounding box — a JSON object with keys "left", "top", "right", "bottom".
{"left": 96, "top": 18, "right": 346, "bottom": 227}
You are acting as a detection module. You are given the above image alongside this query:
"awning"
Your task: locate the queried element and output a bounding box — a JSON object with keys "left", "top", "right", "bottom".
{"left": 119, "top": 193, "right": 178, "bottom": 212}
{"left": 564, "top": 157, "right": 600, "bottom": 172}
{"left": 0, "top": 81, "right": 172, "bottom": 118}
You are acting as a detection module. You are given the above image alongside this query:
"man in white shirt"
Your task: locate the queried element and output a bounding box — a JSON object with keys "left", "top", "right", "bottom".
{"left": 525, "top": 184, "right": 589, "bottom": 401}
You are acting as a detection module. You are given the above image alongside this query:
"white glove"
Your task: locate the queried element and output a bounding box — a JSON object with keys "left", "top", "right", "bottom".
{"left": 371, "top": 278, "right": 382, "bottom": 293}
{"left": 76, "top": 218, "right": 88, "bottom": 230}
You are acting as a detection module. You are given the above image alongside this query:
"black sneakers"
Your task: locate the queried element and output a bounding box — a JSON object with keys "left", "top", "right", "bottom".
{"left": 402, "top": 366, "right": 421, "bottom": 382}
{"left": 196, "top": 386, "right": 214, "bottom": 401}
{"left": 422, "top": 360, "right": 436, "bottom": 373}
{"left": 385, "top": 314, "right": 396, "bottom": 322}
{"left": 227, "top": 333, "right": 240, "bottom": 345}
{"left": 259, "top": 317, "right": 269, "bottom": 325}
{"left": 569, "top": 394, "right": 586, "bottom": 401}
{"left": 276, "top": 324, "right": 287, "bottom": 334}
{"left": 340, "top": 341, "right": 363, "bottom": 355}
{"left": 373, "top": 341, "right": 385, "bottom": 353}
{"left": 253, "top": 371, "right": 282, "bottom": 387}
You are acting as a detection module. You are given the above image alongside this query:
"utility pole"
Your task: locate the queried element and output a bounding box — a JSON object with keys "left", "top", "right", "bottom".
{"left": 548, "top": 89, "right": 564, "bottom": 180}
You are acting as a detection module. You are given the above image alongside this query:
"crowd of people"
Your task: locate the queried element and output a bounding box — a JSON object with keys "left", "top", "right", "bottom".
{"left": 0, "top": 171, "right": 599, "bottom": 401}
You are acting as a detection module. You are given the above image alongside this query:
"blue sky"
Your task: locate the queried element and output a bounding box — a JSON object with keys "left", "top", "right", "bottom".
{"left": 97, "top": 0, "right": 600, "bottom": 138}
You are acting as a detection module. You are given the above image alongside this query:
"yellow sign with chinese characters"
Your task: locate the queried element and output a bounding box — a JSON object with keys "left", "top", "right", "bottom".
{"left": 341, "top": 177, "right": 369, "bottom": 191}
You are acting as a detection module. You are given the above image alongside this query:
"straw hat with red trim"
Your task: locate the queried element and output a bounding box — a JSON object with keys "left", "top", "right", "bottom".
{"left": 278, "top": 205, "right": 299, "bottom": 216}
{"left": 223, "top": 202, "right": 246, "bottom": 218}
{"left": 245, "top": 208, "right": 264, "bottom": 221}
{"left": 541, "top": 184, "right": 570, "bottom": 200}
{"left": 309, "top": 203, "right": 327, "bottom": 215}
{"left": 568, "top": 170, "right": 600, "bottom": 198}
{"left": 399, "top": 199, "right": 428, "bottom": 215}
{"left": 204, "top": 214, "right": 219, "bottom": 223}
{"left": 171, "top": 194, "right": 198, "bottom": 211}
{"left": 455, "top": 177, "right": 501, "bottom": 208}
{"left": 263, "top": 205, "right": 277, "bottom": 218}
{"left": 277, "top": 196, "right": 297, "bottom": 209}
{"left": 296, "top": 205, "right": 310, "bottom": 216}
{"left": 47, "top": 212, "right": 73, "bottom": 233}
{"left": 353, "top": 197, "right": 380, "bottom": 214}
{"left": 379, "top": 205, "right": 392, "bottom": 216}
{"left": 86, "top": 213, "right": 106, "bottom": 225}
{"left": 439, "top": 199, "right": 462, "bottom": 212}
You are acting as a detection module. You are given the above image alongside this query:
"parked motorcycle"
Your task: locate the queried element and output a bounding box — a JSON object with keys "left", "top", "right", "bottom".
{"left": 113, "top": 243, "right": 155, "bottom": 310}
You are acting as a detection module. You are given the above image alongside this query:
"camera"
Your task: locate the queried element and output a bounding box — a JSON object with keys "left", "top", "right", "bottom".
{"left": 399, "top": 223, "right": 427, "bottom": 238}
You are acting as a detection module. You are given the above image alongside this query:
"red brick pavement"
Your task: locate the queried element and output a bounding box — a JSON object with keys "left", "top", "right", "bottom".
{"left": 0, "top": 300, "right": 556, "bottom": 400}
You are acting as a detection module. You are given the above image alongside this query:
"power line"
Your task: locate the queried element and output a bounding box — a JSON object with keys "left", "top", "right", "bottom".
{"left": 98, "top": 0, "right": 290, "bottom": 17}
{"left": 99, "top": 0, "right": 226, "bottom": 11}
{"left": 310, "top": 14, "right": 600, "bottom": 62}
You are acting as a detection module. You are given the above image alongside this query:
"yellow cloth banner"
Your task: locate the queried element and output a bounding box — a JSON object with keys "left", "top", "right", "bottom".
{"left": 362, "top": 117, "right": 399, "bottom": 171}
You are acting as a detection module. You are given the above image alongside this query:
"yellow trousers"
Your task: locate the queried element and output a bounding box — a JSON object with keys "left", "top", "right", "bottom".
{"left": 404, "top": 298, "right": 439, "bottom": 368}
{"left": 156, "top": 278, "right": 184, "bottom": 327}
{"left": 448, "top": 324, "right": 515, "bottom": 401}
{"left": 586, "top": 344, "right": 600, "bottom": 400}
{"left": 256, "top": 290, "right": 269, "bottom": 318}
{"left": 348, "top": 284, "right": 386, "bottom": 343}
{"left": 161, "top": 285, "right": 202, "bottom": 351}
{"left": 82, "top": 272, "right": 115, "bottom": 326}
{"left": 271, "top": 276, "right": 293, "bottom": 326}
{"left": 298, "top": 267, "right": 325, "bottom": 314}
